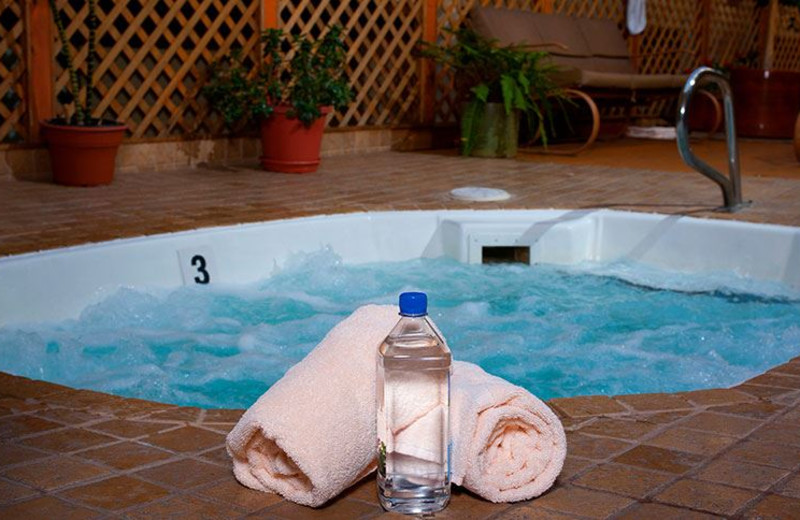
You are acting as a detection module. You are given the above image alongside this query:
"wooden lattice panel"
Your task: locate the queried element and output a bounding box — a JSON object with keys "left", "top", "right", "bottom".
{"left": 708, "top": 0, "right": 761, "bottom": 68}
{"left": 773, "top": 4, "right": 800, "bottom": 71}
{"left": 433, "top": 0, "right": 468, "bottom": 124}
{"left": 51, "top": 0, "right": 260, "bottom": 139}
{"left": 5, "top": 0, "right": 800, "bottom": 148}
{"left": 277, "top": 0, "right": 423, "bottom": 127}
{"left": 0, "top": 0, "right": 26, "bottom": 143}
{"left": 635, "top": 0, "right": 698, "bottom": 75}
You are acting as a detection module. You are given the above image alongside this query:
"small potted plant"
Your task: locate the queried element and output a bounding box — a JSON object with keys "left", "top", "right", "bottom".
{"left": 204, "top": 27, "right": 351, "bottom": 173}
{"left": 41, "top": 0, "right": 127, "bottom": 186}
{"left": 418, "top": 27, "right": 561, "bottom": 158}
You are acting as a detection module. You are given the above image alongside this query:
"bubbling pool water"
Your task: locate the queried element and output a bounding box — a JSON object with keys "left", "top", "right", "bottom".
{"left": 1, "top": 248, "right": 799, "bottom": 408}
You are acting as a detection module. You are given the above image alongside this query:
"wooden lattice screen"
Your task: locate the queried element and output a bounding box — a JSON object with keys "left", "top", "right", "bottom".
{"left": 0, "top": 0, "right": 26, "bottom": 143}
{"left": 709, "top": 0, "right": 762, "bottom": 69}
{"left": 50, "top": 0, "right": 261, "bottom": 139}
{"left": 1, "top": 0, "right": 800, "bottom": 146}
{"left": 635, "top": 0, "right": 698, "bottom": 74}
{"left": 775, "top": 2, "right": 800, "bottom": 69}
{"left": 276, "top": 0, "right": 423, "bottom": 128}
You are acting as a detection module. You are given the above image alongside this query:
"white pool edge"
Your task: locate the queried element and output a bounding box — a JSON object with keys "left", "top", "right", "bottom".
{"left": 1, "top": 208, "right": 799, "bottom": 326}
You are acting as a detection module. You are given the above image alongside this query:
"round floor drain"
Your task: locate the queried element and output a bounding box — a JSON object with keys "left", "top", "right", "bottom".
{"left": 450, "top": 186, "right": 511, "bottom": 202}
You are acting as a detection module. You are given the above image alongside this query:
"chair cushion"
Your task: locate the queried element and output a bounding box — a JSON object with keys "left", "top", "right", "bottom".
{"left": 468, "top": 6, "right": 543, "bottom": 48}
{"left": 544, "top": 55, "right": 594, "bottom": 76}
{"left": 628, "top": 73, "right": 689, "bottom": 89}
{"left": 529, "top": 13, "right": 592, "bottom": 57}
{"left": 586, "top": 56, "right": 635, "bottom": 74}
{"left": 577, "top": 17, "right": 630, "bottom": 59}
{"left": 576, "top": 70, "right": 688, "bottom": 89}
{"left": 468, "top": 6, "right": 687, "bottom": 93}
{"left": 547, "top": 66, "right": 584, "bottom": 87}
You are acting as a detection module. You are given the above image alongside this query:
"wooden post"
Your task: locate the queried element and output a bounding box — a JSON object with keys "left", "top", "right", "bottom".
{"left": 630, "top": 34, "right": 642, "bottom": 73}
{"left": 419, "top": 0, "right": 437, "bottom": 125}
{"left": 698, "top": 0, "right": 712, "bottom": 66}
{"left": 262, "top": 0, "right": 279, "bottom": 29}
{"left": 25, "top": 0, "right": 54, "bottom": 141}
{"left": 763, "top": 0, "right": 780, "bottom": 70}
{"left": 540, "top": 0, "right": 554, "bottom": 14}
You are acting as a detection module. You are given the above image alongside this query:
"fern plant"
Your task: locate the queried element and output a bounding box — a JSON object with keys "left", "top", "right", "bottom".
{"left": 204, "top": 26, "right": 351, "bottom": 128}
{"left": 419, "top": 27, "right": 562, "bottom": 155}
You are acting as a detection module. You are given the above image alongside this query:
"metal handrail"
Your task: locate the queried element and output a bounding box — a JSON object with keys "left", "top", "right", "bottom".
{"left": 676, "top": 66, "right": 745, "bottom": 211}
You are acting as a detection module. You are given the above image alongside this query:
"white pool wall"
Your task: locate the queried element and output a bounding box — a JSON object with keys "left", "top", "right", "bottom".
{"left": 1, "top": 209, "right": 799, "bottom": 326}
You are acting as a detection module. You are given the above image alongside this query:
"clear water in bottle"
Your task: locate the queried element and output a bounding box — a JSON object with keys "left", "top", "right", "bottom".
{"left": 377, "top": 292, "right": 451, "bottom": 514}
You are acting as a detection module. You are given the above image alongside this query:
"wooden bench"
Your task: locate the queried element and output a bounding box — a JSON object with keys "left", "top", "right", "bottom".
{"left": 469, "top": 6, "right": 714, "bottom": 154}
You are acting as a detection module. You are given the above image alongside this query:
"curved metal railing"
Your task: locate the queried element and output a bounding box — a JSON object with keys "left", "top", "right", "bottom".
{"left": 676, "top": 66, "right": 746, "bottom": 212}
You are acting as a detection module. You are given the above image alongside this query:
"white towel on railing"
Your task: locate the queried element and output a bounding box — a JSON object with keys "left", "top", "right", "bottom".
{"left": 627, "top": 0, "right": 647, "bottom": 35}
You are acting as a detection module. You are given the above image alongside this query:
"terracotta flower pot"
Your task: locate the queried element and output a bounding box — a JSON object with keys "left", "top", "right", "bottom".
{"left": 687, "top": 90, "right": 721, "bottom": 134}
{"left": 259, "top": 105, "right": 331, "bottom": 174}
{"left": 40, "top": 120, "right": 127, "bottom": 186}
{"left": 794, "top": 112, "right": 800, "bottom": 162}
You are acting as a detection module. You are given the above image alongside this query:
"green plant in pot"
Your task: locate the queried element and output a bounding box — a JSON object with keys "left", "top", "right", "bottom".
{"left": 204, "top": 26, "right": 351, "bottom": 173}
{"left": 419, "top": 27, "right": 560, "bottom": 158}
{"left": 42, "top": 0, "right": 127, "bottom": 186}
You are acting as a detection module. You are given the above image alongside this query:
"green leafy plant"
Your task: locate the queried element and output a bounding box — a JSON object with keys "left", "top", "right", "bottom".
{"left": 49, "top": 0, "right": 105, "bottom": 126}
{"left": 204, "top": 26, "right": 351, "bottom": 128}
{"left": 418, "top": 27, "right": 562, "bottom": 154}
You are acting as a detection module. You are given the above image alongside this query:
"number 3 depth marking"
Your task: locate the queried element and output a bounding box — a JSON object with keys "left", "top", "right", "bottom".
{"left": 191, "top": 254, "right": 211, "bottom": 284}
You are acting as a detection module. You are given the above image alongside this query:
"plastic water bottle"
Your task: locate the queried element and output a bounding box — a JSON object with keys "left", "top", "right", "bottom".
{"left": 377, "top": 292, "right": 451, "bottom": 514}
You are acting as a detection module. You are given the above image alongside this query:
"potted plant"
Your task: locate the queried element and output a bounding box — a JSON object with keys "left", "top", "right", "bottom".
{"left": 42, "top": 0, "right": 127, "bottom": 186}
{"left": 418, "top": 27, "right": 560, "bottom": 158}
{"left": 204, "top": 27, "right": 351, "bottom": 174}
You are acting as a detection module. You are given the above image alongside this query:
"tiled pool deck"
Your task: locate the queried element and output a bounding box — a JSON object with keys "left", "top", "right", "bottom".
{"left": 1, "top": 149, "right": 800, "bottom": 519}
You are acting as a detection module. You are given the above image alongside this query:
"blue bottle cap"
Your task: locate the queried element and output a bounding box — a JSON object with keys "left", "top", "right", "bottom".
{"left": 399, "top": 292, "right": 427, "bottom": 317}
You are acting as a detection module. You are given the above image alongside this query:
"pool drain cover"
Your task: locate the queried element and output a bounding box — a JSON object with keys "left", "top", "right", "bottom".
{"left": 450, "top": 186, "right": 511, "bottom": 202}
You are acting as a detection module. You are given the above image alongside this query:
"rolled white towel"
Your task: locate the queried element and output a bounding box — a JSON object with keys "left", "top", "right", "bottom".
{"left": 450, "top": 361, "right": 567, "bottom": 502}
{"left": 227, "top": 306, "right": 566, "bottom": 506}
{"left": 225, "top": 304, "right": 399, "bottom": 507}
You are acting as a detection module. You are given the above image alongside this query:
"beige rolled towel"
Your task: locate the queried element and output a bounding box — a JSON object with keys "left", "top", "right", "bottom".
{"left": 227, "top": 305, "right": 566, "bottom": 507}
{"left": 226, "top": 304, "right": 399, "bottom": 507}
{"left": 450, "top": 361, "right": 567, "bottom": 502}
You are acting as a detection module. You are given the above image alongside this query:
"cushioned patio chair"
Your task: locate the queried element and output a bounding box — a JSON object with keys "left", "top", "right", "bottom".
{"left": 468, "top": 6, "right": 719, "bottom": 154}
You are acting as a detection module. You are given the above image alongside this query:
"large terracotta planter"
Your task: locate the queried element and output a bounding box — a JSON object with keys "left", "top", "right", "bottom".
{"left": 794, "top": 112, "right": 800, "bottom": 162}
{"left": 687, "top": 90, "right": 722, "bottom": 135}
{"left": 40, "top": 120, "right": 126, "bottom": 186}
{"left": 730, "top": 67, "right": 800, "bottom": 139}
{"left": 259, "top": 105, "right": 331, "bottom": 173}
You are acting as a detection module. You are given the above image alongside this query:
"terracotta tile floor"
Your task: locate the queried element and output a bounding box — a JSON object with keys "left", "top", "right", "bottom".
{"left": 1, "top": 143, "right": 800, "bottom": 518}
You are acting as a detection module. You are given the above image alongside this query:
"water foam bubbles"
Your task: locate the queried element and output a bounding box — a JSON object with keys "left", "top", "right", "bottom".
{"left": 1, "top": 249, "right": 799, "bottom": 408}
